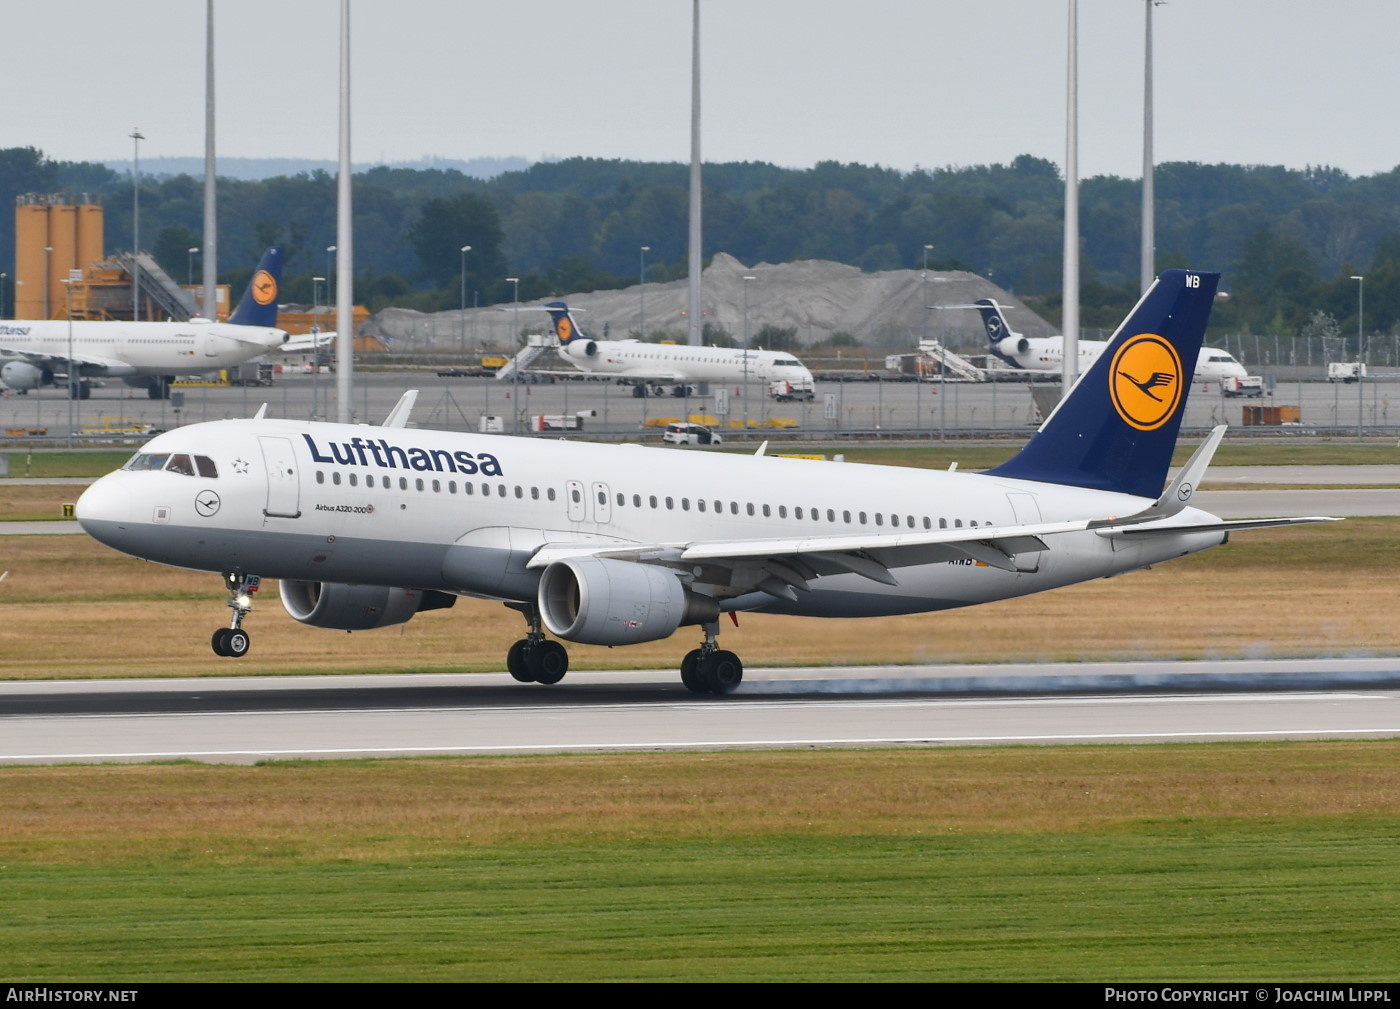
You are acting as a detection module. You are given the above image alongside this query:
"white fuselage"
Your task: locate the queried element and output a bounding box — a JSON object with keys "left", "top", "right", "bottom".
{"left": 999, "top": 336, "right": 1248, "bottom": 383}
{"left": 76, "top": 418, "right": 1226, "bottom": 624}
{"left": 557, "top": 339, "right": 815, "bottom": 389}
{"left": 0, "top": 318, "right": 288, "bottom": 380}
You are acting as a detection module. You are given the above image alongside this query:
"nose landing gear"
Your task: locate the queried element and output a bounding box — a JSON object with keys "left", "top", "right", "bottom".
{"left": 212, "top": 572, "right": 260, "bottom": 657}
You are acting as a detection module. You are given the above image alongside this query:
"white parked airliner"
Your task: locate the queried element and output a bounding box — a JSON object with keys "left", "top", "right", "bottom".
{"left": 0, "top": 247, "right": 290, "bottom": 400}
{"left": 76, "top": 271, "right": 1330, "bottom": 693}
{"left": 544, "top": 301, "right": 815, "bottom": 398}
{"left": 974, "top": 298, "right": 1250, "bottom": 383}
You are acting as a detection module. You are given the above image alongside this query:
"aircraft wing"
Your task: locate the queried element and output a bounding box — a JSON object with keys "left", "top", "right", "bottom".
{"left": 525, "top": 508, "right": 1338, "bottom": 605}
{"left": 278, "top": 331, "right": 336, "bottom": 353}
{"left": 526, "top": 518, "right": 1095, "bottom": 603}
{"left": 0, "top": 347, "right": 131, "bottom": 372}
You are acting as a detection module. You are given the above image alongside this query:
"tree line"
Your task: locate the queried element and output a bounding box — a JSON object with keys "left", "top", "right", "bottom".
{"left": 1, "top": 145, "right": 1397, "bottom": 342}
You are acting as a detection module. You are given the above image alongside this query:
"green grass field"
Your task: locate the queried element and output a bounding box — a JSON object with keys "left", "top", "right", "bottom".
{"left": 2, "top": 745, "right": 1398, "bottom": 981}
{"left": 5, "top": 442, "right": 1399, "bottom": 980}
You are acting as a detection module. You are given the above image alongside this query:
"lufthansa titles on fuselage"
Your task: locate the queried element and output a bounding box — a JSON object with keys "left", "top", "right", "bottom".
{"left": 302, "top": 433, "right": 504, "bottom": 476}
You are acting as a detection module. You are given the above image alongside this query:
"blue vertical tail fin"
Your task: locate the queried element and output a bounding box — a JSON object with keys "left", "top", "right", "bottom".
{"left": 974, "top": 298, "right": 1014, "bottom": 344}
{"left": 987, "top": 269, "right": 1220, "bottom": 500}
{"left": 543, "top": 301, "right": 583, "bottom": 345}
{"left": 975, "top": 298, "right": 1028, "bottom": 366}
{"left": 227, "top": 247, "right": 284, "bottom": 327}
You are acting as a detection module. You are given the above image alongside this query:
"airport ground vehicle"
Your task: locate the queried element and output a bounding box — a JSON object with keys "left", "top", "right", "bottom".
{"left": 769, "top": 379, "right": 816, "bottom": 401}
{"left": 662, "top": 422, "right": 723, "bottom": 445}
{"left": 1221, "top": 375, "right": 1264, "bottom": 397}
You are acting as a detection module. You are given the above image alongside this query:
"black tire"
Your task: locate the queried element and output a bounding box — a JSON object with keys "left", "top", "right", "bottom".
{"left": 211, "top": 628, "right": 231, "bottom": 657}
{"left": 701, "top": 650, "right": 743, "bottom": 694}
{"left": 226, "top": 629, "right": 251, "bottom": 658}
{"left": 632, "top": 385, "right": 647, "bottom": 399}
{"left": 506, "top": 639, "right": 534, "bottom": 682}
{"left": 529, "top": 640, "right": 569, "bottom": 685}
{"left": 680, "top": 649, "right": 705, "bottom": 693}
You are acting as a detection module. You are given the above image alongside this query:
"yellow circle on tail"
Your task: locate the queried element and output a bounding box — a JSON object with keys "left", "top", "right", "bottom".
{"left": 557, "top": 317, "right": 573, "bottom": 341}
{"left": 251, "top": 269, "right": 278, "bottom": 306}
{"left": 1108, "top": 333, "right": 1183, "bottom": 431}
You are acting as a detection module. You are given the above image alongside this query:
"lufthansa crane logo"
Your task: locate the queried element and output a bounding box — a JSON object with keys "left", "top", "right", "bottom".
{"left": 251, "top": 269, "right": 278, "bottom": 306}
{"left": 1109, "top": 332, "right": 1183, "bottom": 431}
{"left": 557, "top": 317, "right": 573, "bottom": 342}
{"left": 194, "top": 490, "right": 221, "bottom": 517}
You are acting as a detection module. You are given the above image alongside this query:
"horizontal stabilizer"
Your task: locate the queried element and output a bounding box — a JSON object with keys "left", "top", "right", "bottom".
{"left": 1100, "top": 516, "right": 1341, "bottom": 537}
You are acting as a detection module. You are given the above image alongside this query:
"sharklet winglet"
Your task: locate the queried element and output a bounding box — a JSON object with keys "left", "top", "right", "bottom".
{"left": 382, "top": 390, "right": 418, "bottom": 429}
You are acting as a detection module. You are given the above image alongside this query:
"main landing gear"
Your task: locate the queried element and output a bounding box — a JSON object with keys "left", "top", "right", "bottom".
{"left": 505, "top": 603, "right": 569, "bottom": 684}
{"left": 680, "top": 620, "right": 743, "bottom": 694}
{"left": 211, "top": 572, "right": 260, "bottom": 657}
{"left": 500, "top": 609, "right": 743, "bottom": 694}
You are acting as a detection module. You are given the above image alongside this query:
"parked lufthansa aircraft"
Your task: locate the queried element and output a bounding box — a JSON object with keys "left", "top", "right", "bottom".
{"left": 544, "top": 301, "right": 815, "bottom": 398}
{"left": 0, "top": 247, "right": 290, "bottom": 399}
{"left": 76, "top": 271, "right": 1330, "bottom": 693}
{"left": 974, "top": 298, "right": 1250, "bottom": 382}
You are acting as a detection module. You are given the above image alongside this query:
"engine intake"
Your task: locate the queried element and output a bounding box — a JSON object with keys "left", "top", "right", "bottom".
{"left": 538, "top": 557, "right": 717, "bottom": 645}
{"left": 279, "top": 580, "right": 455, "bottom": 631}
{"left": 1, "top": 361, "right": 52, "bottom": 391}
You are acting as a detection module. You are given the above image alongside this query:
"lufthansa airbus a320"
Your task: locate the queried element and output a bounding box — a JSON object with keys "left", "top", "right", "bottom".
{"left": 76, "top": 271, "right": 1332, "bottom": 693}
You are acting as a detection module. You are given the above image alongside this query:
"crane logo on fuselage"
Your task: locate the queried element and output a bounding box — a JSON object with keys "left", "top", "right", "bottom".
{"left": 302, "top": 434, "right": 504, "bottom": 476}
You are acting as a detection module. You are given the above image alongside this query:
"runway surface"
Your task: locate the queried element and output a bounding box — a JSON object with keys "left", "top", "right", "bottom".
{"left": 3, "top": 659, "right": 1399, "bottom": 765}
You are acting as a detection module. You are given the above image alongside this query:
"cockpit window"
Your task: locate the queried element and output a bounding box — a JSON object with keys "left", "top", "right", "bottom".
{"left": 121, "top": 452, "right": 218, "bottom": 477}
{"left": 124, "top": 452, "right": 170, "bottom": 471}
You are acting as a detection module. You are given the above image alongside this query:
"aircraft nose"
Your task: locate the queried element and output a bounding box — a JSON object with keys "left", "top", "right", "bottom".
{"left": 75, "top": 475, "right": 132, "bottom": 548}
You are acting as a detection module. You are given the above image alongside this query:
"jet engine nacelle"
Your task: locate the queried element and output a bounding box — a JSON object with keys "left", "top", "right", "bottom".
{"left": 1, "top": 361, "right": 52, "bottom": 391}
{"left": 563, "top": 339, "right": 598, "bottom": 359}
{"left": 279, "top": 580, "right": 456, "bottom": 631}
{"left": 538, "top": 556, "right": 718, "bottom": 645}
{"left": 1014, "top": 337, "right": 1030, "bottom": 355}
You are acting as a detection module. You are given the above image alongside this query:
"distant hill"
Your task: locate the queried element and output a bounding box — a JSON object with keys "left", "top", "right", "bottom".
{"left": 364, "top": 252, "right": 1054, "bottom": 352}
{"left": 102, "top": 155, "right": 536, "bottom": 181}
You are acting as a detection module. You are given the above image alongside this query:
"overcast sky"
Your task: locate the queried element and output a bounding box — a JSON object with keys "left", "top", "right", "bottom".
{"left": 8, "top": 1, "right": 1396, "bottom": 179}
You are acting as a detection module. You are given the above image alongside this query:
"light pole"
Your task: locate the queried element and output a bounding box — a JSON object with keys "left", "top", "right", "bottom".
{"left": 60, "top": 277, "right": 74, "bottom": 447}
{"left": 507, "top": 277, "right": 520, "bottom": 434}
{"left": 639, "top": 245, "right": 650, "bottom": 340}
{"left": 742, "top": 274, "right": 755, "bottom": 432}
{"left": 921, "top": 244, "right": 933, "bottom": 430}
{"left": 43, "top": 246, "right": 52, "bottom": 319}
{"left": 326, "top": 244, "right": 336, "bottom": 307}
{"left": 459, "top": 245, "right": 471, "bottom": 356}
{"left": 187, "top": 247, "right": 199, "bottom": 289}
{"left": 312, "top": 276, "right": 326, "bottom": 420}
{"left": 129, "top": 127, "right": 145, "bottom": 321}
{"left": 1352, "top": 274, "right": 1364, "bottom": 438}
{"left": 1, "top": 272, "right": 7, "bottom": 319}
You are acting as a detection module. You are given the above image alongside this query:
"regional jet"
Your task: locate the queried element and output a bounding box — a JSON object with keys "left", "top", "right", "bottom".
{"left": 974, "top": 298, "right": 1250, "bottom": 383}
{"left": 76, "top": 271, "right": 1331, "bottom": 693}
{"left": 544, "top": 301, "right": 815, "bottom": 399}
{"left": 0, "top": 247, "right": 289, "bottom": 399}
